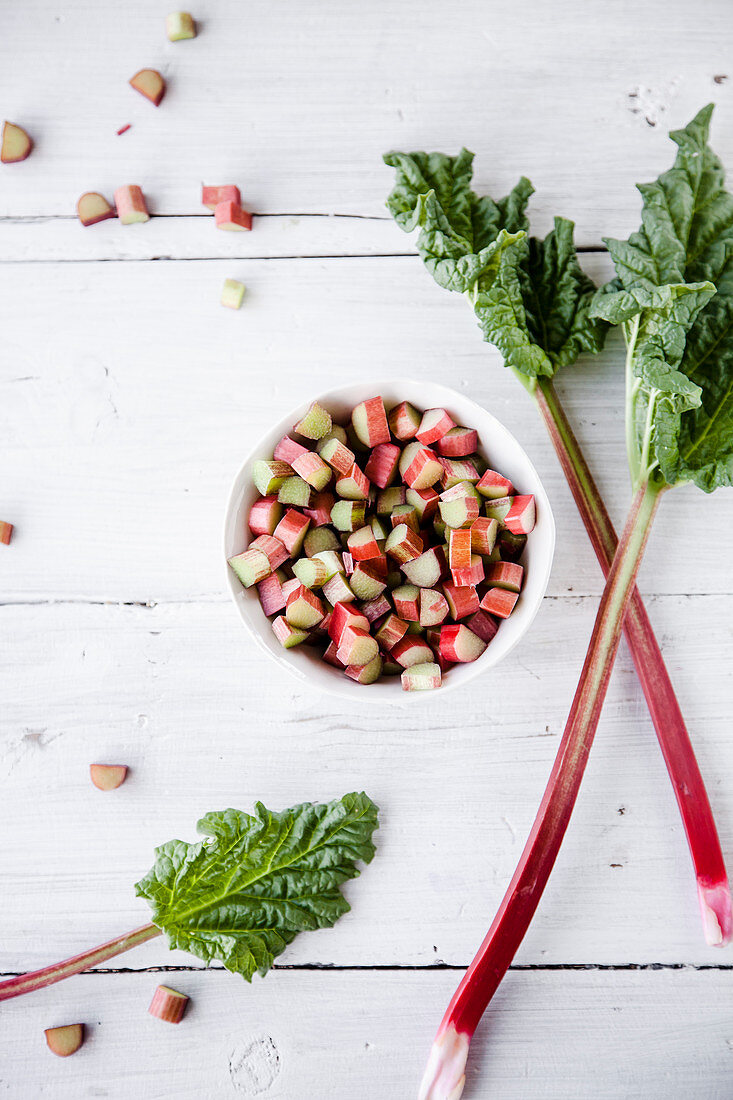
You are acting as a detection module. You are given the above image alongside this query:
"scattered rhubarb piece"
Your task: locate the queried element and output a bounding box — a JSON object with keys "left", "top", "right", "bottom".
{"left": 215, "top": 200, "right": 252, "bottom": 231}
{"left": 149, "top": 984, "right": 189, "bottom": 1023}
{"left": 202, "top": 184, "right": 241, "bottom": 210}
{"left": 90, "top": 764, "right": 128, "bottom": 791}
{"left": 129, "top": 69, "right": 166, "bottom": 106}
{"left": 165, "top": 12, "right": 196, "bottom": 41}
{"left": 114, "top": 185, "right": 150, "bottom": 225}
{"left": 116, "top": 123, "right": 131, "bottom": 136}
{"left": 44, "top": 1023, "right": 84, "bottom": 1057}
{"left": 1, "top": 121, "right": 33, "bottom": 163}
{"left": 77, "top": 192, "right": 115, "bottom": 227}
{"left": 0, "top": 521, "right": 14, "bottom": 546}
{"left": 221, "top": 278, "right": 245, "bottom": 310}
{"left": 294, "top": 402, "right": 332, "bottom": 440}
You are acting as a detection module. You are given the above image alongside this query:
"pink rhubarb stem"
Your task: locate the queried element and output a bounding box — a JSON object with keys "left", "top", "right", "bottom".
{"left": 535, "top": 376, "right": 731, "bottom": 945}
{"left": 0, "top": 923, "right": 161, "bottom": 1002}
{"left": 420, "top": 481, "right": 663, "bottom": 1100}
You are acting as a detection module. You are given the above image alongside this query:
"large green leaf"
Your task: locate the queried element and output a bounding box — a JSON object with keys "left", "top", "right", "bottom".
{"left": 135, "top": 792, "right": 379, "bottom": 980}
{"left": 384, "top": 149, "right": 608, "bottom": 380}
{"left": 600, "top": 105, "right": 733, "bottom": 491}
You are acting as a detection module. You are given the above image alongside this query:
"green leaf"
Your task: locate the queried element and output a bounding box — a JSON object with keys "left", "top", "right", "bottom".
{"left": 135, "top": 792, "right": 379, "bottom": 981}
{"left": 384, "top": 149, "right": 608, "bottom": 379}
{"left": 599, "top": 105, "right": 733, "bottom": 491}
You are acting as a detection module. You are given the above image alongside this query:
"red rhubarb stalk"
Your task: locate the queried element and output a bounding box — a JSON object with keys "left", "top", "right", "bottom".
{"left": 535, "top": 376, "right": 732, "bottom": 945}
{"left": 419, "top": 480, "right": 664, "bottom": 1100}
{"left": 0, "top": 923, "right": 160, "bottom": 1002}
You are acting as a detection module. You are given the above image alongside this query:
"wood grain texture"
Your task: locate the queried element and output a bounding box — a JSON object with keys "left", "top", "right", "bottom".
{"left": 0, "top": 969, "right": 731, "bottom": 1099}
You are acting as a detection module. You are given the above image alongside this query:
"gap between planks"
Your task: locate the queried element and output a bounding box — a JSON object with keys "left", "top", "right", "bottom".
{"left": 2, "top": 962, "right": 732, "bottom": 977}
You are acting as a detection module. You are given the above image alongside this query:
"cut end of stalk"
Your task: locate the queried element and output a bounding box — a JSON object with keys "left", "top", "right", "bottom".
{"left": 698, "top": 881, "right": 733, "bottom": 947}
{"left": 148, "top": 984, "right": 189, "bottom": 1023}
{"left": 418, "top": 1025, "right": 469, "bottom": 1100}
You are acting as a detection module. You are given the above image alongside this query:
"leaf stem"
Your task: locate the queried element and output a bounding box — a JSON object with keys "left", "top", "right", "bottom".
{"left": 535, "top": 376, "right": 731, "bottom": 945}
{"left": 624, "top": 313, "right": 642, "bottom": 484}
{"left": 0, "top": 923, "right": 161, "bottom": 1002}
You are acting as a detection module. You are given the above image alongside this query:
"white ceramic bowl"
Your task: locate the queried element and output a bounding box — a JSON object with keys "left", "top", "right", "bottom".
{"left": 224, "top": 379, "right": 555, "bottom": 702}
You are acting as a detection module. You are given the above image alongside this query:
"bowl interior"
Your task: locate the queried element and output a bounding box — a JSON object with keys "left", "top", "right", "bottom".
{"left": 224, "top": 378, "right": 555, "bottom": 703}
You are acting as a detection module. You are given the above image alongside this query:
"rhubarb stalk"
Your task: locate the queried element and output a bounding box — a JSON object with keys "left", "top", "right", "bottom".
{"left": 534, "top": 376, "right": 731, "bottom": 945}
{"left": 420, "top": 480, "right": 665, "bottom": 1100}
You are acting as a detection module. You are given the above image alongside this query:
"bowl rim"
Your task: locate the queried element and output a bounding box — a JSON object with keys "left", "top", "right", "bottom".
{"left": 223, "top": 378, "right": 555, "bottom": 703}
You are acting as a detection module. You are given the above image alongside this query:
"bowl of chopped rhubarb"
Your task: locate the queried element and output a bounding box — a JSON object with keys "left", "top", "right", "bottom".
{"left": 224, "top": 379, "right": 555, "bottom": 700}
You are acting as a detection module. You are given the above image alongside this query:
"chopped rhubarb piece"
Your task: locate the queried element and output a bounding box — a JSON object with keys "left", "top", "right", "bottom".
{"left": 350, "top": 563, "right": 387, "bottom": 601}
{"left": 388, "top": 400, "right": 422, "bottom": 440}
{"left": 419, "top": 588, "right": 450, "bottom": 627}
{"left": 252, "top": 459, "right": 292, "bottom": 496}
{"left": 336, "top": 463, "right": 370, "bottom": 500}
{"left": 274, "top": 435, "right": 308, "bottom": 464}
{"left": 392, "top": 583, "right": 420, "bottom": 621}
{"left": 166, "top": 11, "right": 196, "bottom": 40}
{"left": 319, "top": 437, "right": 355, "bottom": 475}
{"left": 337, "top": 626, "right": 378, "bottom": 667}
{"left": 329, "top": 602, "right": 369, "bottom": 643}
{"left": 406, "top": 486, "right": 439, "bottom": 521}
{"left": 401, "top": 662, "right": 442, "bottom": 691}
{"left": 249, "top": 534, "right": 288, "bottom": 571}
{"left": 272, "top": 615, "right": 308, "bottom": 648}
{"left": 440, "top": 457, "right": 481, "bottom": 489}
{"left": 480, "top": 587, "right": 520, "bottom": 618}
{"left": 485, "top": 495, "right": 514, "bottom": 523}
{"left": 390, "top": 504, "right": 419, "bottom": 533}
{"left": 385, "top": 523, "right": 423, "bottom": 564}
{"left": 148, "top": 985, "right": 189, "bottom": 1023}
{"left": 452, "top": 554, "right": 484, "bottom": 588}
{"left": 376, "top": 613, "right": 409, "bottom": 651}
{"left": 439, "top": 486, "right": 480, "bottom": 529}
{"left": 294, "top": 402, "right": 332, "bottom": 440}
{"left": 402, "top": 546, "right": 446, "bottom": 589}
{"left": 470, "top": 516, "right": 499, "bottom": 556}
{"left": 416, "top": 407, "right": 455, "bottom": 445}
{"left": 0, "top": 521, "right": 14, "bottom": 546}
{"left": 129, "top": 69, "right": 166, "bottom": 106}
{"left": 439, "top": 624, "right": 487, "bottom": 663}
{"left": 45, "top": 1023, "right": 84, "bottom": 1057}
{"left": 392, "top": 636, "right": 434, "bottom": 668}
{"left": 442, "top": 581, "right": 480, "bottom": 620}
{"left": 114, "top": 185, "right": 150, "bottom": 225}
{"left": 323, "top": 640, "right": 345, "bottom": 668}
{"left": 1, "top": 121, "right": 33, "bottom": 163}
{"left": 322, "top": 573, "right": 354, "bottom": 606}
{"left": 466, "top": 609, "right": 500, "bottom": 644}
{"left": 292, "top": 556, "right": 328, "bottom": 589}
{"left": 341, "top": 551, "right": 355, "bottom": 575}
{"left": 292, "top": 451, "right": 332, "bottom": 491}
{"left": 345, "top": 653, "right": 383, "bottom": 684}
{"left": 202, "top": 184, "right": 241, "bottom": 211}
{"left": 365, "top": 442, "right": 400, "bottom": 489}
{"left": 347, "top": 526, "right": 381, "bottom": 561}
{"left": 477, "top": 468, "right": 514, "bottom": 499}
{"left": 486, "top": 561, "right": 524, "bottom": 592}
{"left": 376, "top": 486, "right": 406, "bottom": 514}
{"left": 228, "top": 548, "right": 270, "bottom": 587}
{"left": 249, "top": 497, "right": 283, "bottom": 536}
{"left": 281, "top": 578, "right": 300, "bottom": 601}
{"left": 505, "top": 494, "right": 536, "bottom": 534}
{"left": 215, "top": 201, "right": 252, "bottom": 231}
{"left": 436, "top": 426, "right": 478, "bottom": 457}
{"left": 274, "top": 509, "right": 310, "bottom": 555}
{"left": 305, "top": 528, "right": 340, "bottom": 557}
{"left": 277, "top": 476, "right": 311, "bottom": 507}
{"left": 89, "top": 764, "right": 127, "bottom": 791}
{"left": 399, "top": 442, "right": 443, "bottom": 490}
{"left": 311, "top": 548, "right": 343, "bottom": 579}
{"left": 257, "top": 571, "right": 286, "bottom": 615}
{"left": 381, "top": 652, "right": 403, "bottom": 676}
{"left": 316, "top": 425, "right": 348, "bottom": 452}
{"left": 370, "top": 515, "right": 389, "bottom": 540}
{"left": 221, "top": 278, "right": 245, "bottom": 309}
{"left": 447, "top": 528, "right": 472, "bottom": 570}
{"left": 302, "top": 490, "right": 335, "bottom": 527}
{"left": 76, "top": 192, "right": 115, "bottom": 227}
{"left": 285, "top": 585, "right": 324, "bottom": 629}
{"left": 360, "top": 594, "right": 391, "bottom": 623}
{"left": 330, "top": 500, "right": 366, "bottom": 531}
{"left": 498, "top": 528, "right": 528, "bottom": 561}
{"left": 351, "top": 396, "right": 390, "bottom": 447}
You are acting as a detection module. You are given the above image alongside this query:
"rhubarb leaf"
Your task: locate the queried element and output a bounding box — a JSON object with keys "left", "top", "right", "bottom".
{"left": 384, "top": 148, "right": 608, "bottom": 381}
{"left": 599, "top": 105, "right": 733, "bottom": 491}
{"left": 135, "top": 792, "right": 379, "bottom": 980}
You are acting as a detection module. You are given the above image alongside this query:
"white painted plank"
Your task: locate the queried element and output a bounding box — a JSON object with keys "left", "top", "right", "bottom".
{"left": 2, "top": 256, "right": 732, "bottom": 602}
{"left": 0, "top": 0, "right": 732, "bottom": 242}
{"left": 0, "top": 968, "right": 731, "bottom": 1099}
{"left": 1, "top": 595, "right": 731, "bottom": 969}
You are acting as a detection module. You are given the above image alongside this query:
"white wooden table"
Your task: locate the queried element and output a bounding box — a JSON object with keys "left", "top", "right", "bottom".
{"left": 2, "top": 2, "right": 732, "bottom": 1096}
